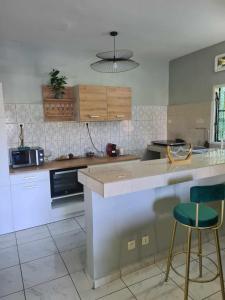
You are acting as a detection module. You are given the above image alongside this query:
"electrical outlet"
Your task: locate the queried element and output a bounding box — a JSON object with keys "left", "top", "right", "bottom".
{"left": 128, "top": 240, "right": 136, "bottom": 251}
{"left": 142, "top": 235, "right": 149, "bottom": 246}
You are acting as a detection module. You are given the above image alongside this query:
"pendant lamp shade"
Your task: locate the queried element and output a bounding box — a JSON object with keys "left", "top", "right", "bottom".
{"left": 90, "top": 31, "right": 139, "bottom": 73}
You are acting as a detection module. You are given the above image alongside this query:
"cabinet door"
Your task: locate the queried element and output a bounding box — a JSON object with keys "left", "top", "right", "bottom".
{"left": 78, "top": 85, "right": 107, "bottom": 122}
{"left": 0, "top": 185, "right": 14, "bottom": 234}
{"left": 12, "top": 181, "right": 51, "bottom": 231}
{"left": 107, "top": 87, "right": 131, "bottom": 120}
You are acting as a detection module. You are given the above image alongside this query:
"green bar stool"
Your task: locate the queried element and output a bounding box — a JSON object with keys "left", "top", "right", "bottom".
{"left": 165, "top": 184, "right": 225, "bottom": 300}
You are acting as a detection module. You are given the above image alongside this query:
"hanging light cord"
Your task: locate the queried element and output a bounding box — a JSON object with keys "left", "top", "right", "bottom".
{"left": 86, "top": 123, "right": 104, "bottom": 154}
{"left": 113, "top": 35, "right": 116, "bottom": 61}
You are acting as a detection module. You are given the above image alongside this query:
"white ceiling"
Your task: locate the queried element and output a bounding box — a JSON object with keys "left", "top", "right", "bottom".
{"left": 1, "top": 0, "right": 225, "bottom": 61}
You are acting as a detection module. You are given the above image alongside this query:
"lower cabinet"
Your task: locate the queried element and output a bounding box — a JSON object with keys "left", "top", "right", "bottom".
{"left": 11, "top": 179, "right": 51, "bottom": 231}
{"left": 0, "top": 185, "right": 14, "bottom": 235}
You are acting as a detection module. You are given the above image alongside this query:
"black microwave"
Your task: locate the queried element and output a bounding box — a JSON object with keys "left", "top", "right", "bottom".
{"left": 9, "top": 147, "right": 44, "bottom": 168}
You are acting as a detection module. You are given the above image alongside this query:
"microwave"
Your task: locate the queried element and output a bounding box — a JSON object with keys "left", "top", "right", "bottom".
{"left": 9, "top": 147, "right": 44, "bottom": 168}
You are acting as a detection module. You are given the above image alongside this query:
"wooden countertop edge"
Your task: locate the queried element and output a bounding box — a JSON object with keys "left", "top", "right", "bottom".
{"left": 9, "top": 155, "right": 140, "bottom": 174}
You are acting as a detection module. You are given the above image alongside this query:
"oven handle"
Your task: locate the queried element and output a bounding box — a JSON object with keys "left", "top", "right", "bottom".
{"left": 54, "top": 169, "right": 78, "bottom": 175}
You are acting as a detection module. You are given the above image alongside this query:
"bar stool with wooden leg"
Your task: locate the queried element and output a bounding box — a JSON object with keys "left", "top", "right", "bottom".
{"left": 165, "top": 183, "right": 225, "bottom": 300}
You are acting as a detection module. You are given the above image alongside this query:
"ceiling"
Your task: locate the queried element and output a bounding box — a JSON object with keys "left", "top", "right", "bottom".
{"left": 1, "top": 0, "right": 225, "bottom": 61}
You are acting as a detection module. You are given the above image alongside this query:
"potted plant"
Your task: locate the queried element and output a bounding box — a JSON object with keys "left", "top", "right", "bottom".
{"left": 49, "top": 69, "right": 67, "bottom": 99}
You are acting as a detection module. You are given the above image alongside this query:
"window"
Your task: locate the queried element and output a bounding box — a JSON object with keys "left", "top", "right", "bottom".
{"left": 214, "top": 86, "right": 225, "bottom": 142}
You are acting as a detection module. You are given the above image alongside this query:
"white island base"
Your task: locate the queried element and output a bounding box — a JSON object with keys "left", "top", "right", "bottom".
{"left": 79, "top": 153, "right": 225, "bottom": 288}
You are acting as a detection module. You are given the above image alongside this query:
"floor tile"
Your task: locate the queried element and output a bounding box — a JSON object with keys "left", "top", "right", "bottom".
{"left": 129, "top": 273, "right": 186, "bottom": 300}
{"left": 61, "top": 246, "right": 86, "bottom": 273}
{"left": 204, "top": 251, "right": 225, "bottom": 275}
{"left": 0, "top": 291, "right": 25, "bottom": 300}
{"left": 25, "top": 275, "right": 80, "bottom": 300}
{"left": 169, "top": 260, "right": 221, "bottom": 299}
{"left": 16, "top": 226, "right": 50, "bottom": 245}
{"left": 71, "top": 270, "right": 125, "bottom": 300}
{"left": 204, "top": 291, "right": 224, "bottom": 299}
{"left": 122, "top": 264, "right": 161, "bottom": 286}
{"left": 53, "top": 230, "right": 86, "bottom": 252}
{"left": 47, "top": 218, "right": 81, "bottom": 236}
{"left": 21, "top": 254, "right": 68, "bottom": 288}
{"left": 0, "top": 265, "right": 23, "bottom": 297}
{"left": 192, "top": 242, "right": 216, "bottom": 256}
{"left": 0, "top": 246, "right": 19, "bottom": 270}
{"left": 156, "top": 251, "right": 194, "bottom": 272}
{"left": 0, "top": 233, "right": 16, "bottom": 250}
{"left": 18, "top": 237, "right": 58, "bottom": 263}
{"left": 75, "top": 215, "right": 86, "bottom": 231}
{"left": 99, "top": 288, "right": 136, "bottom": 300}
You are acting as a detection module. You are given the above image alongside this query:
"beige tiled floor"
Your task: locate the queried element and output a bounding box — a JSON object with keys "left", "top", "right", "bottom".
{"left": 0, "top": 216, "right": 224, "bottom": 300}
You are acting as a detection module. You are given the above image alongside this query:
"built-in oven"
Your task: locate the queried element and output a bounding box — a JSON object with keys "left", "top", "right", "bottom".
{"left": 50, "top": 166, "right": 87, "bottom": 200}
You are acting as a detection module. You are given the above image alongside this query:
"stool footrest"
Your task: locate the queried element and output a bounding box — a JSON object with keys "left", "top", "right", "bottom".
{"left": 170, "top": 251, "right": 219, "bottom": 283}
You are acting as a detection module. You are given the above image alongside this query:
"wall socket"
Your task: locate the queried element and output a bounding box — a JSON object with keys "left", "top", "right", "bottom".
{"left": 142, "top": 235, "right": 150, "bottom": 246}
{"left": 128, "top": 240, "right": 136, "bottom": 251}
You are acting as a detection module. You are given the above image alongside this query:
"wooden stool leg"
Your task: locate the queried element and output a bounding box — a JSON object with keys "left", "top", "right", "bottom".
{"left": 184, "top": 227, "right": 192, "bottom": 300}
{"left": 165, "top": 221, "right": 177, "bottom": 282}
{"left": 214, "top": 229, "right": 225, "bottom": 299}
{"left": 198, "top": 229, "right": 203, "bottom": 277}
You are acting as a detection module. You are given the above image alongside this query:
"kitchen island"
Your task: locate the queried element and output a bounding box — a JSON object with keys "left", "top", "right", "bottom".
{"left": 78, "top": 151, "right": 225, "bottom": 288}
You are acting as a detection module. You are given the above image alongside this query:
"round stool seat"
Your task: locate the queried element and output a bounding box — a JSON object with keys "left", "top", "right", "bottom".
{"left": 173, "top": 203, "right": 218, "bottom": 227}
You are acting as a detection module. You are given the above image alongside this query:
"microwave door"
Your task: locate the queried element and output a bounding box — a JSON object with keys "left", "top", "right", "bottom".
{"left": 12, "top": 150, "right": 30, "bottom": 167}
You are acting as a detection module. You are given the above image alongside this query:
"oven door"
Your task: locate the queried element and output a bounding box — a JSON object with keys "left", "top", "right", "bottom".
{"left": 50, "top": 167, "right": 86, "bottom": 199}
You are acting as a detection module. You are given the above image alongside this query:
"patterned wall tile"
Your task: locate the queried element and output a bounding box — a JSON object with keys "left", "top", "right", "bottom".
{"left": 4, "top": 104, "right": 17, "bottom": 123}
{"left": 6, "top": 124, "right": 19, "bottom": 145}
{"left": 4, "top": 103, "right": 168, "bottom": 158}
{"left": 16, "top": 104, "right": 31, "bottom": 123}
{"left": 30, "top": 104, "right": 44, "bottom": 123}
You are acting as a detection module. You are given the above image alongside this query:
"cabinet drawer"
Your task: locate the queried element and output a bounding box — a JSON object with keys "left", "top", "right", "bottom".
{"left": 10, "top": 170, "right": 49, "bottom": 185}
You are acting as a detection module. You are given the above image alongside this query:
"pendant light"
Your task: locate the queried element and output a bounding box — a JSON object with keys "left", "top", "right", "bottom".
{"left": 90, "top": 31, "right": 139, "bottom": 73}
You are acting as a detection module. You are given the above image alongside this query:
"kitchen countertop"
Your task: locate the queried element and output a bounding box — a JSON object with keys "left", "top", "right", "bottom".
{"left": 9, "top": 155, "right": 139, "bottom": 174}
{"left": 78, "top": 150, "right": 225, "bottom": 197}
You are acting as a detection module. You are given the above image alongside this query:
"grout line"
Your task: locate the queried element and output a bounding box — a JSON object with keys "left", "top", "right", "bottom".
{"left": 96, "top": 286, "right": 137, "bottom": 300}
{"left": 24, "top": 274, "right": 72, "bottom": 292}
{"left": 46, "top": 224, "right": 82, "bottom": 300}
{"left": 120, "top": 278, "right": 138, "bottom": 300}
{"left": 15, "top": 231, "right": 27, "bottom": 300}
{"left": 0, "top": 290, "right": 26, "bottom": 299}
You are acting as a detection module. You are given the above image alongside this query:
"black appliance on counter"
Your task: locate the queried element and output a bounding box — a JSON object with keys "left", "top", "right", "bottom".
{"left": 151, "top": 139, "right": 186, "bottom": 146}
{"left": 9, "top": 147, "right": 44, "bottom": 168}
{"left": 50, "top": 166, "right": 87, "bottom": 200}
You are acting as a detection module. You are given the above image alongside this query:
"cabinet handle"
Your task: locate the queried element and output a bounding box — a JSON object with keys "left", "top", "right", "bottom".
{"left": 89, "top": 115, "right": 100, "bottom": 118}
{"left": 23, "top": 185, "right": 39, "bottom": 189}
{"left": 116, "top": 114, "right": 125, "bottom": 118}
{"left": 23, "top": 176, "right": 36, "bottom": 180}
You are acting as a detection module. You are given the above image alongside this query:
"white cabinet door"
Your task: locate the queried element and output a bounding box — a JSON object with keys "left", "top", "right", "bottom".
{"left": 0, "top": 185, "right": 14, "bottom": 234}
{"left": 12, "top": 180, "right": 51, "bottom": 231}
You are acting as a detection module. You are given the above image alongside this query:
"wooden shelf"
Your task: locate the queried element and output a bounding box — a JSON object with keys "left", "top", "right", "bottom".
{"left": 42, "top": 86, "right": 75, "bottom": 121}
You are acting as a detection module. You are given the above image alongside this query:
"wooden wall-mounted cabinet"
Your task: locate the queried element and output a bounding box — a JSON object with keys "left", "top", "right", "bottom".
{"left": 74, "top": 85, "right": 131, "bottom": 122}
{"left": 42, "top": 86, "right": 75, "bottom": 121}
{"left": 74, "top": 85, "right": 108, "bottom": 122}
{"left": 107, "top": 87, "right": 131, "bottom": 121}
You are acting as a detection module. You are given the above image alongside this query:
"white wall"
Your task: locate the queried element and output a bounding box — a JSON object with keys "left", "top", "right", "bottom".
{"left": 0, "top": 41, "right": 169, "bottom": 105}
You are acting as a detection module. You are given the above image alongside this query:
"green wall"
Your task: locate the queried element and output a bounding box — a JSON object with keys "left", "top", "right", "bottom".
{"left": 0, "top": 41, "right": 169, "bottom": 105}
{"left": 170, "top": 40, "right": 225, "bottom": 105}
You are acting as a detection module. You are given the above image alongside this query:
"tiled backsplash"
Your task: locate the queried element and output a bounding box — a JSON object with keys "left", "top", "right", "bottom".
{"left": 5, "top": 104, "right": 167, "bottom": 160}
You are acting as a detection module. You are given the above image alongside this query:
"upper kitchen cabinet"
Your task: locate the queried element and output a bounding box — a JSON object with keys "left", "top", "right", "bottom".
{"left": 42, "top": 85, "right": 75, "bottom": 121}
{"left": 74, "top": 85, "right": 107, "bottom": 122}
{"left": 74, "top": 85, "right": 131, "bottom": 122}
{"left": 107, "top": 87, "right": 131, "bottom": 121}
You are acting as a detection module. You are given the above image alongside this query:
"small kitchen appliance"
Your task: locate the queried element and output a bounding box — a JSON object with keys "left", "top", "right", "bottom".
{"left": 9, "top": 147, "right": 44, "bottom": 168}
{"left": 106, "top": 143, "right": 118, "bottom": 157}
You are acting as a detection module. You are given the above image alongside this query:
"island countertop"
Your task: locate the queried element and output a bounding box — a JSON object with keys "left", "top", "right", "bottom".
{"left": 78, "top": 151, "right": 225, "bottom": 197}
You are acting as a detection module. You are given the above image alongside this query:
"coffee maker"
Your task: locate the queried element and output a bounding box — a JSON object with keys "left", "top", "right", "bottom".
{"left": 106, "top": 143, "right": 118, "bottom": 157}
